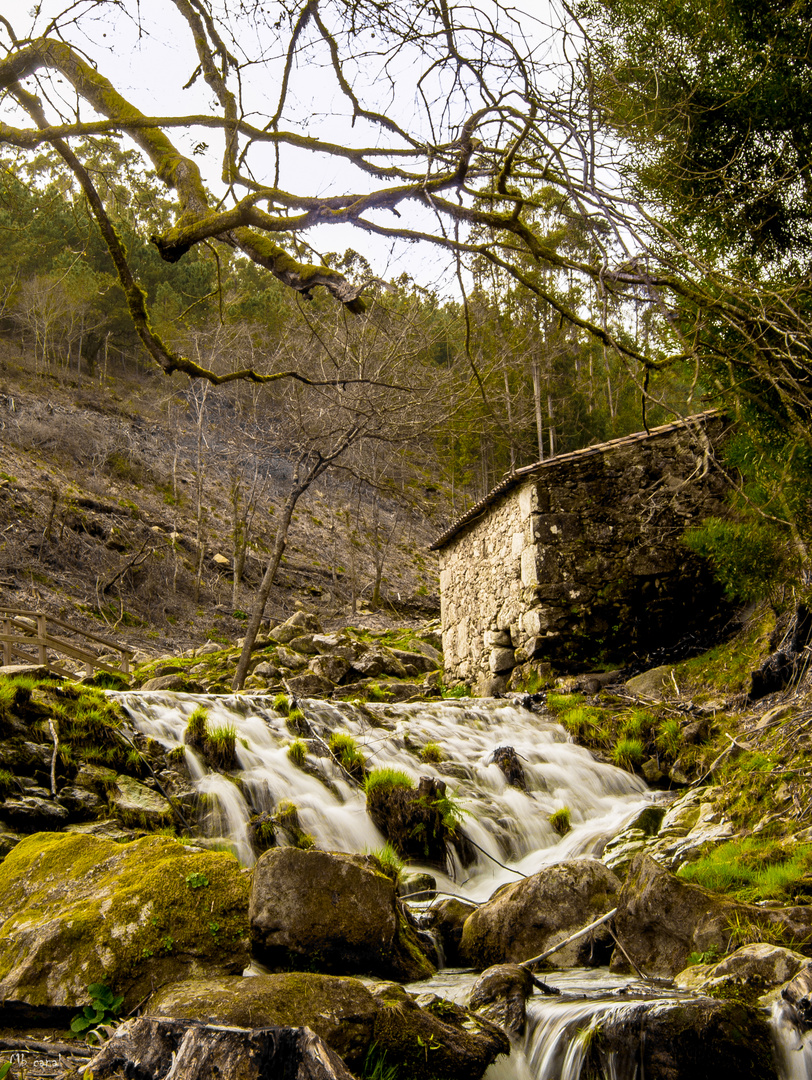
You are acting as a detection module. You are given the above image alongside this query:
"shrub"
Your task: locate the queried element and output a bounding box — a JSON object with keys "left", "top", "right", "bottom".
{"left": 420, "top": 742, "right": 443, "bottom": 763}
{"left": 549, "top": 806, "right": 571, "bottom": 835}
{"left": 287, "top": 739, "right": 307, "bottom": 768}
{"left": 683, "top": 516, "right": 793, "bottom": 602}
{"left": 364, "top": 768, "right": 415, "bottom": 794}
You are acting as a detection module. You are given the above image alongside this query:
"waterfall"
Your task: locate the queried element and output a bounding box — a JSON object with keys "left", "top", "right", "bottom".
{"left": 113, "top": 690, "right": 812, "bottom": 1080}
{"left": 115, "top": 692, "right": 652, "bottom": 897}
{"left": 771, "top": 1001, "right": 812, "bottom": 1080}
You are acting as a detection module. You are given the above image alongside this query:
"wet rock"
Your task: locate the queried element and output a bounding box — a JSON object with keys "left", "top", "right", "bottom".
{"left": 0, "top": 832, "right": 250, "bottom": 1008}
{"left": 582, "top": 996, "right": 776, "bottom": 1080}
{"left": 366, "top": 776, "right": 451, "bottom": 868}
{"left": 489, "top": 746, "right": 527, "bottom": 790}
{"left": 107, "top": 774, "right": 173, "bottom": 828}
{"left": 780, "top": 962, "right": 812, "bottom": 1027}
{"left": 422, "top": 897, "right": 477, "bottom": 967}
{"left": 249, "top": 847, "right": 435, "bottom": 981}
{"left": 0, "top": 829, "right": 22, "bottom": 859}
{"left": 612, "top": 853, "right": 812, "bottom": 978}
{"left": 87, "top": 1017, "right": 354, "bottom": 1080}
{"left": 460, "top": 859, "right": 621, "bottom": 969}
{"left": 54, "top": 785, "right": 106, "bottom": 818}
{"left": 468, "top": 964, "right": 535, "bottom": 1036}
{"left": 371, "top": 981, "right": 509, "bottom": 1080}
{"left": 64, "top": 820, "right": 135, "bottom": 842}
{"left": 398, "top": 871, "right": 436, "bottom": 899}
{"left": 675, "top": 943, "right": 808, "bottom": 997}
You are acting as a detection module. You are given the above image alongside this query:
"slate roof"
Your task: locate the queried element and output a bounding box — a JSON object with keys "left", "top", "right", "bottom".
{"left": 428, "top": 409, "right": 723, "bottom": 551}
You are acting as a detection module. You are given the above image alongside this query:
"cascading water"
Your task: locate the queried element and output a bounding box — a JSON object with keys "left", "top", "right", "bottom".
{"left": 112, "top": 690, "right": 811, "bottom": 1080}
{"left": 115, "top": 692, "right": 653, "bottom": 895}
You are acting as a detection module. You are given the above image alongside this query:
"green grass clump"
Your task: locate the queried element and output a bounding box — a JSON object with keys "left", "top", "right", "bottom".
{"left": 549, "top": 806, "right": 571, "bottom": 835}
{"left": 611, "top": 736, "right": 645, "bottom": 769}
{"left": 371, "top": 841, "right": 405, "bottom": 883}
{"left": 545, "top": 692, "right": 585, "bottom": 713}
{"left": 560, "top": 705, "right": 604, "bottom": 740}
{"left": 420, "top": 742, "right": 443, "bottom": 763}
{"left": 656, "top": 717, "right": 682, "bottom": 758}
{"left": 287, "top": 739, "right": 307, "bottom": 768}
{"left": 620, "top": 708, "right": 654, "bottom": 739}
{"left": 329, "top": 731, "right": 367, "bottom": 775}
{"left": 367, "top": 682, "right": 392, "bottom": 702}
{"left": 205, "top": 723, "right": 237, "bottom": 770}
{"left": 272, "top": 693, "right": 290, "bottom": 716}
{"left": 441, "top": 684, "right": 468, "bottom": 699}
{"left": 185, "top": 705, "right": 209, "bottom": 746}
{"left": 677, "top": 837, "right": 812, "bottom": 903}
{"left": 286, "top": 707, "right": 309, "bottom": 736}
{"left": 0, "top": 768, "right": 15, "bottom": 796}
{"left": 364, "top": 767, "right": 415, "bottom": 794}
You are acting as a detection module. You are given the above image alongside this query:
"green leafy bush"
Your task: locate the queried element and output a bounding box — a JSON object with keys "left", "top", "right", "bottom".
{"left": 683, "top": 516, "right": 793, "bottom": 602}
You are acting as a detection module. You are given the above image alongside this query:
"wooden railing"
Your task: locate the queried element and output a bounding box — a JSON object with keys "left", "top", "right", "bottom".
{"left": 0, "top": 606, "right": 134, "bottom": 680}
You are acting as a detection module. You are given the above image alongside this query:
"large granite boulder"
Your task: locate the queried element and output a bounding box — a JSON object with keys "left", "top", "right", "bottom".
{"left": 0, "top": 832, "right": 250, "bottom": 1009}
{"left": 613, "top": 853, "right": 812, "bottom": 978}
{"left": 249, "top": 848, "right": 435, "bottom": 981}
{"left": 582, "top": 997, "right": 776, "bottom": 1080}
{"left": 460, "top": 858, "right": 621, "bottom": 969}
{"left": 148, "top": 972, "right": 509, "bottom": 1079}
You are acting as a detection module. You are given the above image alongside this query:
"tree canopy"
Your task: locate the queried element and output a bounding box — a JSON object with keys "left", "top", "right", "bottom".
{"left": 0, "top": 0, "right": 810, "bottom": 454}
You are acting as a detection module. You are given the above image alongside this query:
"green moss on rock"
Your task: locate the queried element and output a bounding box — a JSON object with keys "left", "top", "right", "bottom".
{"left": 0, "top": 832, "right": 250, "bottom": 1008}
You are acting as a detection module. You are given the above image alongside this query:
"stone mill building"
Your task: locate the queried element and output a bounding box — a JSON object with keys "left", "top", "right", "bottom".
{"left": 430, "top": 411, "right": 731, "bottom": 693}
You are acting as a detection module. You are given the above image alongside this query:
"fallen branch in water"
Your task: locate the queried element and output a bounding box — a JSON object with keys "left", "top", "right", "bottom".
{"left": 519, "top": 908, "right": 618, "bottom": 970}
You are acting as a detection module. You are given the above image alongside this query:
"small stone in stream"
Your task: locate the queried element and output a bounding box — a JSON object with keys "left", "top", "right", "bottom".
{"left": 489, "top": 746, "right": 527, "bottom": 790}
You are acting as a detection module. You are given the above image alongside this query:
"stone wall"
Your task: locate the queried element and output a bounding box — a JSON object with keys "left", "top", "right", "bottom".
{"left": 437, "top": 415, "right": 731, "bottom": 693}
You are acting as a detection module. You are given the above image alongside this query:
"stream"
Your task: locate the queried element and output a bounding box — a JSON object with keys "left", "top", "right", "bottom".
{"left": 114, "top": 692, "right": 812, "bottom": 1080}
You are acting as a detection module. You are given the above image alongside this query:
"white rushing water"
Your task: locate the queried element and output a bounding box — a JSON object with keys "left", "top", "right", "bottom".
{"left": 115, "top": 692, "right": 653, "bottom": 897}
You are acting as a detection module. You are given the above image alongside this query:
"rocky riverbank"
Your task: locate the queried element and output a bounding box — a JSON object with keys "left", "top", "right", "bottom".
{"left": 2, "top": 604, "right": 812, "bottom": 1078}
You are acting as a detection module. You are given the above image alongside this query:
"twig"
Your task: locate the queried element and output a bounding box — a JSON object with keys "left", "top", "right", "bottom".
{"left": 606, "top": 921, "right": 651, "bottom": 982}
{"left": 520, "top": 908, "right": 618, "bottom": 970}
{"left": 0, "top": 1037, "right": 92, "bottom": 1057}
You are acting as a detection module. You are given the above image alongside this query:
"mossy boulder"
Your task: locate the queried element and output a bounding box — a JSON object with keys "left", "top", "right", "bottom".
{"left": 460, "top": 858, "right": 621, "bottom": 969}
{"left": 249, "top": 847, "right": 435, "bottom": 981}
{"left": 613, "top": 854, "right": 812, "bottom": 978}
{"left": 149, "top": 974, "right": 378, "bottom": 1066}
{"left": 0, "top": 832, "right": 250, "bottom": 1008}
